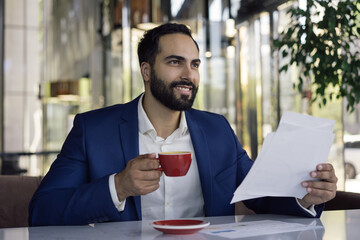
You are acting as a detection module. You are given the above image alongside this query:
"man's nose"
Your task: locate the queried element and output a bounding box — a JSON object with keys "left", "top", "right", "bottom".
{"left": 180, "top": 64, "right": 197, "bottom": 81}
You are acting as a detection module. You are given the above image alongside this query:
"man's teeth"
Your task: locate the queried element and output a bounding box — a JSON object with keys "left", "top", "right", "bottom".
{"left": 177, "top": 86, "right": 191, "bottom": 91}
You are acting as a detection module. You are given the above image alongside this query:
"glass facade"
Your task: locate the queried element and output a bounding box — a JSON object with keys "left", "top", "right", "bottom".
{"left": 1, "top": 0, "right": 360, "bottom": 193}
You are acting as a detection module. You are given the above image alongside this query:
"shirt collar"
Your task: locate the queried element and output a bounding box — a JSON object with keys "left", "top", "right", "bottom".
{"left": 137, "top": 93, "right": 188, "bottom": 137}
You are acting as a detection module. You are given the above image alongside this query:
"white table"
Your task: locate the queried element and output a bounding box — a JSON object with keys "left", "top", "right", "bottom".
{"left": 1, "top": 210, "right": 359, "bottom": 240}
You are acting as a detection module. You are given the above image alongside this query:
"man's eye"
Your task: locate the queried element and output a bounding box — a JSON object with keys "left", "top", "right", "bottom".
{"left": 192, "top": 63, "right": 200, "bottom": 68}
{"left": 169, "top": 60, "right": 180, "bottom": 64}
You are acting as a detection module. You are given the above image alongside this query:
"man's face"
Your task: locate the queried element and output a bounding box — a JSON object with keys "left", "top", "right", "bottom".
{"left": 150, "top": 68, "right": 198, "bottom": 111}
{"left": 149, "top": 33, "right": 201, "bottom": 111}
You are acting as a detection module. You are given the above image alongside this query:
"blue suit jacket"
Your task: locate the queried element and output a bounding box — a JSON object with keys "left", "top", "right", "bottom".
{"left": 29, "top": 96, "right": 323, "bottom": 226}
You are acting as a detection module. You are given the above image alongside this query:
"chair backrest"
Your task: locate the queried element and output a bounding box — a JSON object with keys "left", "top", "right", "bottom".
{"left": 0, "top": 175, "right": 42, "bottom": 228}
{"left": 324, "top": 191, "right": 360, "bottom": 211}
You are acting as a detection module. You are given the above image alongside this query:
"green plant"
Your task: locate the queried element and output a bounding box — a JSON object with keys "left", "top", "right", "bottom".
{"left": 274, "top": 0, "right": 360, "bottom": 112}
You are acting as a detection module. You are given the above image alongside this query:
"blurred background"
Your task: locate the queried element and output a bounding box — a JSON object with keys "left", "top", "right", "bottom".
{"left": 0, "top": 0, "right": 359, "bottom": 193}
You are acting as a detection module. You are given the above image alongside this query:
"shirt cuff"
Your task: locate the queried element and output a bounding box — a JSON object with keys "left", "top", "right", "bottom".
{"left": 295, "top": 198, "right": 316, "bottom": 216}
{"left": 109, "top": 174, "right": 126, "bottom": 212}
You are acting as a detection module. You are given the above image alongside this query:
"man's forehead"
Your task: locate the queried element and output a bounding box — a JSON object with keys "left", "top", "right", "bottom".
{"left": 157, "top": 33, "right": 199, "bottom": 59}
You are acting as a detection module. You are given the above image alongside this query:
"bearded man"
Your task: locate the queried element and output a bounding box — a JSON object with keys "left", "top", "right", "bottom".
{"left": 29, "top": 23, "right": 337, "bottom": 226}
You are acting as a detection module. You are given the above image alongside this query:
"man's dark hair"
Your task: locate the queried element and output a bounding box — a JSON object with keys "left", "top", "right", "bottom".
{"left": 137, "top": 23, "right": 199, "bottom": 67}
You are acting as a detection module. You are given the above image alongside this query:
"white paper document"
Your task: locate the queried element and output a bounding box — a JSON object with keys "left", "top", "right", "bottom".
{"left": 200, "top": 220, "right": 323, "bottom": 239}
{"left": 231, "top": 111, "right": 335, "bottom": 203}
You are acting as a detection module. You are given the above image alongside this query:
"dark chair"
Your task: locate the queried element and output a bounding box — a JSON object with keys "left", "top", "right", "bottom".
{"left": 0, "top": 175, "right": 42, "bottom": 228}
{"left": 324, "top": 191, "right": 360, "bottom": 211}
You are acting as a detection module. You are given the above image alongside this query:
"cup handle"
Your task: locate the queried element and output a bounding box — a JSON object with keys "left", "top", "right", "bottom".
{"left": 155, "top": 157, "right": 162, "bottom": 171}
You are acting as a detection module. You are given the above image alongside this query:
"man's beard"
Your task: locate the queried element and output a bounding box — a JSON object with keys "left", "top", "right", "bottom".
{"left": 150, "top": 69, "right": 198, "bottom": 111}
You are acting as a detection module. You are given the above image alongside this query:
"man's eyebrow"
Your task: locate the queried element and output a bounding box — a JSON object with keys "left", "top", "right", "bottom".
{"left": 164, "top": 55, "right": 186, "bottom": 61}
{"left": 164, "top": 55, "right": 201, "bottom": 63}
{"left": 192, "top": 58, "right": 201, "bottom": 64}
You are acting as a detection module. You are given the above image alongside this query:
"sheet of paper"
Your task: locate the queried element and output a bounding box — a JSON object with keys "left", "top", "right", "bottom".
{"left": 200, "top": 220, "right": 323, "bottom": 239}
{"left": 279, "top": 111, "right": 335, "bottom": 132}
{"left": 231, "top": 111, "right": 335, "bottom": 203}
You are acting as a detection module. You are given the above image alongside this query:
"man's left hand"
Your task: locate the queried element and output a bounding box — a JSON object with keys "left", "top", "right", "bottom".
{"left": 298, "top": 163, "right": 338, "bottom": 208}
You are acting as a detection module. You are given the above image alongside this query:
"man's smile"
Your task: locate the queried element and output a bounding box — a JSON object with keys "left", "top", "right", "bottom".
{"left": 175, "top": 85, "right": 193, "bottom": 95}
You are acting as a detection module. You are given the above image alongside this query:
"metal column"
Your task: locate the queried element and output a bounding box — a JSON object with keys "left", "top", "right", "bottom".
{"left": 0, "top": 0, "right": 5, "bottom": 173}
{"left": 122, "top": 0, "right": 132, "bottom": 102}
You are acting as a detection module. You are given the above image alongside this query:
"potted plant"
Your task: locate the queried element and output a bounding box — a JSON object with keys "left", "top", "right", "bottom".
{"left": 274, "top": 0, "right": 360, "bottom": 112}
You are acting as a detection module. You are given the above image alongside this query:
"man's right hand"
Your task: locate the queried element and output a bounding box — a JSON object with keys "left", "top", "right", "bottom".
{"left": 114, "top": 153, "right": 162, "bottom": 202}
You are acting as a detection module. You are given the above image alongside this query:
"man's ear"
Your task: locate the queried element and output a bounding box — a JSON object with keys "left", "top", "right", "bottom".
{"left": 140, "top": 62, "right": 151, "bottom": 82}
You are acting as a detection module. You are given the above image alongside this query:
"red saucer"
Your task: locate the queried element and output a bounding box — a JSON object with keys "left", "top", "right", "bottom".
{"left": 151, "top": 219, "right": 210, "bottom": 234}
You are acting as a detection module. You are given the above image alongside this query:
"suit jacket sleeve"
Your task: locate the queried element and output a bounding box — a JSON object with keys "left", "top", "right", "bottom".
{"left": 28, "top": 113, "right": 131, "bottom": 226}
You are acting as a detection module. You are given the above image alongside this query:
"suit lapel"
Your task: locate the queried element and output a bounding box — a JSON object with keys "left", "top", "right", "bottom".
{"left": 186, "top": 110, "right": 213, "bottom": 215}
{"left": 118, "top": 96, "right": 142, "bottom": 219}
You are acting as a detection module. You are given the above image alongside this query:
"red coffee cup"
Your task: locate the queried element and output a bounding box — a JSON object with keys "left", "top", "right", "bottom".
{"left": 157, "top": 151, "right": 192, "bottom": 177}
